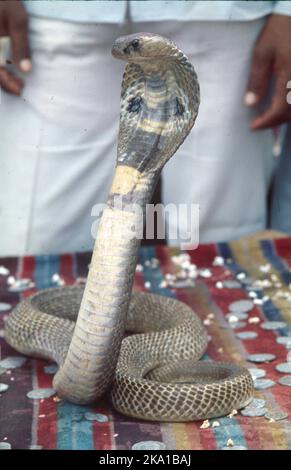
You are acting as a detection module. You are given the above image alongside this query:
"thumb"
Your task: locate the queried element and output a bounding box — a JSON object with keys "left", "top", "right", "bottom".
{"left": 8, "top": 11, "right": 31, "bottom": 72}
{"left": 245, "top": 46, "right": 272, "bottom": 107}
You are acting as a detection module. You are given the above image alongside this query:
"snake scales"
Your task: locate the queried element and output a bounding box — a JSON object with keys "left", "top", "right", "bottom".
{"left": 5, "top": 33, "right": 254, "bottom": 422}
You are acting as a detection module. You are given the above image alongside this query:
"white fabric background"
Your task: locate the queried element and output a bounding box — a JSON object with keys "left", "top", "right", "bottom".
{"left": 0, "top": 17, "right": 275, "bottom": 255}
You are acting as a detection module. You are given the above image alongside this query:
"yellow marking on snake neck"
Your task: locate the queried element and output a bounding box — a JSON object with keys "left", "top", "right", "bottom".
{"left": 110, "top": 166, "right": 142, "bottom": 194}
{"left": 138, "top": 118, "right": 168, "bottom": 134}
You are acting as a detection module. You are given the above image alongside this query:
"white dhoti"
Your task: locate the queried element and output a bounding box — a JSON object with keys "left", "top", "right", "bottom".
{"left": 0, "top": 16, "right": 275, "bottom": 255}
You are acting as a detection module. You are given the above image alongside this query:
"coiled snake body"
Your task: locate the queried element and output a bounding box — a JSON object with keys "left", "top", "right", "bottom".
{"left": 5, "top": 33, "right": 253, "bottom": 421}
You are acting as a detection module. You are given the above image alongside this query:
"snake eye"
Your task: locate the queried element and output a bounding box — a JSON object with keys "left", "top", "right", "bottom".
{"left": 131, "top": 39, "right": 140, "bottom": 50}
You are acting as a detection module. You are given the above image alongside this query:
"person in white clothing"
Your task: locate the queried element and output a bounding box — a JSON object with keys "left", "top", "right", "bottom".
{"left": 0, "top": 1, "right": 291, "bottom": 255}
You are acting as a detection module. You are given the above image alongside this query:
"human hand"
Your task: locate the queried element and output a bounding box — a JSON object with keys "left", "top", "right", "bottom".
{"left": 0, "top": 0, "right": 31, "bottom": 95}
{"left": 245, "top": 14, "right": 291, "bottom": 130}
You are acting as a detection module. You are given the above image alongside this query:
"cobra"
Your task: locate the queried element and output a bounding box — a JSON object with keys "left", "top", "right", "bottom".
{"left": 5, "top": 33, "right": 254, "bottom": 421}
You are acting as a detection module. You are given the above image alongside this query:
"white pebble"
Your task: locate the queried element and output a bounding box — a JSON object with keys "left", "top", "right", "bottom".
{"left": 259, "top": 264, "right": 271, "bottom": 273}
{"left": 253, "top": 298, "right": 263, "bottom": 306}
{"left": 227, "top": 315, "right": 239, "bottom": 324}
{"left": 0, "top": 266, "right": 9, "bottom": 276}
{"left": 248, "top": 317, "right": 260, "bottom": 324}
{"left": 213, "top": 256, "right": 224, "bottom": 266}
{"left": 200, "top": 419, "right": 210, "bottom": 429}
{"left": 248, "top": 291, "right": 258, "bottom": 299}
{"left": 199, "top": 268, "right": 212, "bottom": 278}
{"left": 7, "top": 276, "right": 15, "bottom": 285}
{"left": 236, "top": 272, "right": 246, "bottom": 280}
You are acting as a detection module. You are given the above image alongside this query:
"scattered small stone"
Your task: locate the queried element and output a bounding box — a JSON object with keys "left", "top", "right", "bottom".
{"left": 223, "top": 279, "right": 241, "bottom": 289}
{"left": 241, "top": 407, "right": 267, "bottom": 417}
{"left": 265, "top": 411, "right": 288, "bottom": 422}
{"left": 159, "top": 280, "right": 168, "bottom": 288}
{"left": 171, "top": 254, "right": 191, "bottom": 266}
{"left": 236, "top": 331, "right": 258, "bottom": 340}
{"left": 51, "top": 273, "right": 65, "bottom": 286}
{"left": 0, "top": 303, "right": 12, "bottom": 312}
{"left": 228, "top": 409, "right": 238, "bottom": 418}
{"left": 0, "top": 356, "right": 26, "bottom": 369}
{"left": 229, "top": 321, "right": 246, "bottom": 330}
{"left": 144, "top": 281, "right": 151, "bottom": 289}
{"left": 7, "top": 276, "right": 15, "bottom": 285}
{"left": 254, "top": 279, "right": 272, "bottom": 289}
{"left": 199, "top": 268, "right": 212, "bottom": 278}
{"left": 248, "top": 317, "right": 260, "bottom": 324}
{"left": 259, "top": 264, "right": 271, "bottom": 273}
{"left": 8, "top": 278, "right": 35, "bottom": 292}
{"left": 226, "top": 439, "right": 234, "bottom": 447}
{"left": 200, "top": 419, "right": 210, "bottom": 429}
{"left": 248, "top": 369, "right": 266, "bottom": 380}
{"left": 207, "top": 313, "right": 215, "bottom": 320}
{"left": 226, "top": 314, "right": 239, "bottom": 324}
{"left": 216, "top": 281, "right": 223, "bottom": 289}
{"left": 132, "top": 441, "right": 166, "bottom": 450}
{"left": 276, "top": 337, "right": 291, "bottom": 348}
{"left": 44, "top": 364, "right": 58, "bottom": 375}
{"left": 212, "top": 256, "right": 224, "bottom": 266}
{"left": 0, "top": 442, "right": 11, "bottom": 449}
{"left": 0, "top": 383, "right": 9, "bottom": 393}
{"left": 212, "top": 421, "right": 220, "bottom": 428}
{"left": 27, "top": 388, "right": 56, "bottom": 400}
{"left": 248, "top": 291, "right": 258, "bottom": 299}
{"left": 247, "top": 353, "right": 276, "bottom": 363}
{"left": 275, "top": 363, "right": 291, "bottom": 374}
{"left": 135, "top": 264, "right": 144, "bottom": 272}
{"left": 170, "top": 279, "right": 195, "bottom": 288}
{"left": 84, "top": 412, "right": 108, "bottom": 422}
{"left": 261, "top": 321, "right": 287, "bottom": 331}
{"left": 229, "top": 300, "right": 254, "bottom": 313}
{"left": 254, "top": 379, "right": 276, "bottom": 390}
{"left": 223, "top": 280, "right": 241, "bottom": 289}
{"left": 53, "top": 396, "right": 62, "bottom": 403}
{"left": 236, "top": 272, "right": 246, "bottom": 281}
{"left": 278, "top": 376, "right": 291, "bottom": 386}
{"left": 0, "top": 266, "right": 9, "bottom": 276}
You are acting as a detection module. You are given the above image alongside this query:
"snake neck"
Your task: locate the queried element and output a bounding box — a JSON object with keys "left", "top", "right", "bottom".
{"left": 53, "top": 168, "right": 155, "bottom": 404}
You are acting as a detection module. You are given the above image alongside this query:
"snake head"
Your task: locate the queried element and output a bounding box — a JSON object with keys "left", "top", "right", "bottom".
{"left": 113, "top": 32, "right": 200, "bottom": 178}
{"left": 112, "top": 33, "right": 178, "bottom": 63}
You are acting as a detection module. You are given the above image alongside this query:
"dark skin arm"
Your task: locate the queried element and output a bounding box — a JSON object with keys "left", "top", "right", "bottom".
{"left": 245, "top": 14, "right": 291, "bottom": 130}
{"left": 0, "top": 0, "right": 31, "bottom": 95}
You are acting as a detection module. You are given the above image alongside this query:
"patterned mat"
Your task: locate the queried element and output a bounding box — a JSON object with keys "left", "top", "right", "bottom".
{"left": 0, "top": 238, "right": 290, "bottom": 450}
